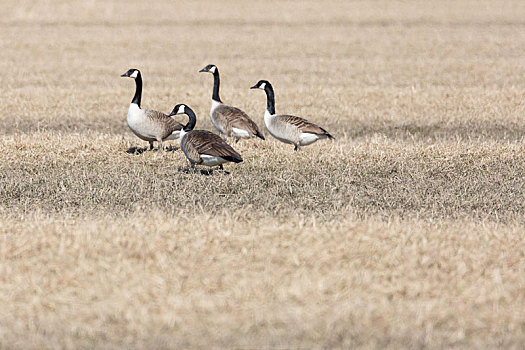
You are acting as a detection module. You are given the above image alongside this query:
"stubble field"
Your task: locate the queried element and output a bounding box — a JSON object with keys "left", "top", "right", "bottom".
{"left": 1, "top": 0, "right": 525, "bottom": 348}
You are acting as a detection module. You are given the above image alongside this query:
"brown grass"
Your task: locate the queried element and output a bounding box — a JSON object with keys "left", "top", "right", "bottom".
{"left": 1, "top": 0, "right": 525, "bottom": 348}
{"left": 2, "top": 214, "right": 525, "bottom": 348}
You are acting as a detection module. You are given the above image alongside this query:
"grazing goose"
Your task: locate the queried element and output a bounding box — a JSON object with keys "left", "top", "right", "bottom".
{"left": 168, "top": 104, "right": 243, "bottom": 171}
{"left": 199, "top": 64, "right": 265, "bottom": 142}
{"left": 250, "top": 80, "right": 334, "bottom": 151}
{"left": 121, "top": 68, "right": 183, "bottom": 151}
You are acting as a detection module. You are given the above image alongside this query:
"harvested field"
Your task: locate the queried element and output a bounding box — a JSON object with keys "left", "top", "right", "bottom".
{"left": 1, "top": 0, "right": 525, "bottom": 348}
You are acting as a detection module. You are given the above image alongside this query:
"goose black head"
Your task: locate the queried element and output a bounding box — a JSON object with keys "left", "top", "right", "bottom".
{"left": 199, "top": 64, "right": 217, "bottom": 74}
{"left": 250, "top": 80, "right": 270, "bottom": 90}
{"left": 251, "top": 80, "right": 275, "bottom": 114}
{"left": 121, "top": 68, "right": 140, "bottom": 79}
{"left": 169, "top": 104, "right": 196, "bottom": 132}
{"left": 169, "top": 104, "right": 188, "bottom": 117}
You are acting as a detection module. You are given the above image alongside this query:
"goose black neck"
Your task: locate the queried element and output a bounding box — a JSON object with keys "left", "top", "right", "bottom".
{"left": 183, "top": 108, "right": 197, "bottom": 132}
{"left": 132, "top": 73, "right": 142, "bottom": 107}
{"left": 212, "top": 70, "right": 222, "bottom": 103}
{"left": 264, "top": 84, "right": 275, "bottom": 115}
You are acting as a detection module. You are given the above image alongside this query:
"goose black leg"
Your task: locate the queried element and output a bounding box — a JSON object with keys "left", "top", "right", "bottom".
{"left": 186, "top": 162, "right": 196, "bottom": 174}
{"left": 294, "top": 143, "right": 301, "bottom": 151}
{"left": 149, "top": 141, "right": 154, "bottom": 150}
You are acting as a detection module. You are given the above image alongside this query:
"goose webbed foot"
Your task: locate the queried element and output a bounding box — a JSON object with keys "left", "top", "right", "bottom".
{"left": 294, "top": 143, "right": 301, "bottom": 151}
{"left": 217, "top": 164, "right": 230, "bottom": 175}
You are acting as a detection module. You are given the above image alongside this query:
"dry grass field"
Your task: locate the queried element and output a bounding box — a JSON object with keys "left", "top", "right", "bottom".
{"left": 1, "top": 0, "right": 525, "bottom": 348}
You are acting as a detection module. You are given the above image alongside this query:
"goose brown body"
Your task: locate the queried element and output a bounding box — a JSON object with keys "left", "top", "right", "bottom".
{"left": 211, "top": 102, "right": 265, "bottom": 140}
{"left": 264, "top": 111, "right": 333, "bottom": 147}
{"left": 180, "top": 130, "right": 243, "bottom": 165}
{"left": 127, "top": 107, "right": 183, "bottom": 142}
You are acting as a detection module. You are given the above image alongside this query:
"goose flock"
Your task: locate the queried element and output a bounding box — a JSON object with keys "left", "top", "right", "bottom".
{"left": 121, "top": 65, "right": 334, "bottom": 171}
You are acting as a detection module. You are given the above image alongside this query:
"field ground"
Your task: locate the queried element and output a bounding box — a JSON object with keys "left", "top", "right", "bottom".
{"left": 1, "top": 0, "right": 525, "bottom": 348}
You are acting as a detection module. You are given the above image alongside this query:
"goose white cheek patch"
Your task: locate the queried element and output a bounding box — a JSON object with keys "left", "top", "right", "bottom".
{"left": 209, "top": 66, "right": 216, "bottom": 73}
{"left": 259, "top": 83, "right": 266, "bottom": 89}
{"left": 177, "top": 105, "right": 186, "bottom": 114}
{"left": 130, "top": 70, "right": 138, "bottom": 79}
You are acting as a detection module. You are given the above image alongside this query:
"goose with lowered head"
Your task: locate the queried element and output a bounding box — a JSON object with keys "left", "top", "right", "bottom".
{"left": 169, "top": 104, "right": 243, "bottom": 171}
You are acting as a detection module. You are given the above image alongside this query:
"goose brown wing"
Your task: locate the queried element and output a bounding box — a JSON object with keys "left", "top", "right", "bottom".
{"left": 185, "top": 130, "right": 242, "bottom": 162}
{"left": 215, "top": 104, "right": 262, "bottom": 135}
{"left": 144, "top": 109, "right": 169, "bottom": 121}
{"left": 180, "top": 135, "right": 202, "bottom": 163}
{"left": 277, "top": 114, "right": 330, "bottom": 135}
{"left": 144, "top": 109, "right": 184, "bottom": 134}
{"left": 164, "top": 116, "right": 184, "bottom": 132}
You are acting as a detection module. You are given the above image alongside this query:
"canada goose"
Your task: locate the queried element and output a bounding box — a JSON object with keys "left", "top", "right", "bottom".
{"left": 250, "top": 80, "right": 334, "bottom": 151}
{"left": 199, "top": 64, "right": 265, "bottom": 142}
{"left": 168, "top": 104, "right": 243, "bottom": 170}
{"left": 121, "top": 68, "right": 183, "bottom": 151}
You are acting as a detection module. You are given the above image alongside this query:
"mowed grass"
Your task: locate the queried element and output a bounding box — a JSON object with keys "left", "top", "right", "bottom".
{"left": 1, "top": 0, "right": 525, "bottom": 348}
{"left": 2, "top": 214, "right": 524, "bottom": 348}
{"left": 2, "top": 133, "right": 525, "bottom": 222}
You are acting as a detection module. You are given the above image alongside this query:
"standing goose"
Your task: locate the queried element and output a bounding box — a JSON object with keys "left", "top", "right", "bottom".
{"left": 121, "top": 68, "right": 183, "bottom": 151}
{"left": 251, "top": 80, "right": 334, "bottom": 151}
{"left": 199, "top": 64, "right": 265, "bottom": 142}
{"left": 168, "top": 104, "right": 243, "bottom": 171}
